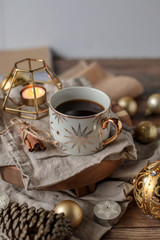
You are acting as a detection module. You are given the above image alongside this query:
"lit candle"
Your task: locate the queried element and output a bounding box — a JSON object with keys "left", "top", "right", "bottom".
{"left": 21, "top": 85, "right": 46, "bottom": 106}
{"left": 94, "top": 200, "right": 121, "bottom": 227}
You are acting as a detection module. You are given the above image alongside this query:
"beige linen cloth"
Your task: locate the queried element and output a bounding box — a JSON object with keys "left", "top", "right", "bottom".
{"left": 0, "top": 76, "right": 137, "bottom": 240}
{"left": 0, "top": 72, "right": 158, "bottom": 240}
{"left": 0, "top": 77, "right": 137, "bottom": 190}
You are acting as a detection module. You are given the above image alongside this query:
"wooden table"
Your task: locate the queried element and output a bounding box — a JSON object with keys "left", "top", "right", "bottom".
{"left": 54, "top": 58, "right": 160, "bottom": 239}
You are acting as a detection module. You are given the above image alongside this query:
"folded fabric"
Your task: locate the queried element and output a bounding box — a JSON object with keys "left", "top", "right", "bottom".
{"left": 0, "top": 77, "right": 136, "bottom": 190}
{"left": 0, "top": 179, "right": 133, "bottom": 240}
{"left": 0, "top": 74, "right": 159, "bottom": 240}
{"left": 59, "top": 61, "right": 144, "bottom": 101}
{"left": 1, "top": 133, "right": 159, "bottom": 240}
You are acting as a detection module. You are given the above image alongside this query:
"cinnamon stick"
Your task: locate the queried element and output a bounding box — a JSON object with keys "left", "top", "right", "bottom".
{"left": 19, "top": 128, "right": 46, "bottom": 152}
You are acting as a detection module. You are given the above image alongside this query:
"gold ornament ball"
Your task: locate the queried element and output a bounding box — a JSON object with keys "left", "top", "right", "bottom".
{"left": 135, "top": 121, "right": 157, "bottom": 144}
{"left": 54, "top": 200, "right": 83, "bottom": 228}
{"left": 0, "top": 72, "right": 29, "bottom": 91}
{"left": 118, "top": 96, "right": 138, "bottom": 116}
{"left": 133, "top": 161, "right": 160, "bottom": 218}
{"left": 146, "top": 93, "right": 160, "bottom": 115}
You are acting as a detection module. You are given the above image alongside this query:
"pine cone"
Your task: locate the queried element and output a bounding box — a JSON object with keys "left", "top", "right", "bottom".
{"left": 0, "top": 202, "right": 72, "bottom": 240}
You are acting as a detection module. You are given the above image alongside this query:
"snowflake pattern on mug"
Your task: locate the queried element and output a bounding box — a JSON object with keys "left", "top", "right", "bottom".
{"left": 64, "top": 124, "right": 94, "bottom": 153}
{"left": 52, "top": 112, "right": 67, "bottom": 124}
{"left": 50, "top": 122, "right": 54, "bottom": 133}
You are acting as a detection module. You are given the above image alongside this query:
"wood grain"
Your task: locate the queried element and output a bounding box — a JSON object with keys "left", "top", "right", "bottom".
{"left": 116, "top": 202, "right": 160, "bottom": 228}
{"left": 104, "top": 228, "right": 160, "bottom": 240}
{"left": 0, "top": 157, "right": 125, "bottom": 191}
{"left": 102, "top": 201, "right": 160, "bottom": 239}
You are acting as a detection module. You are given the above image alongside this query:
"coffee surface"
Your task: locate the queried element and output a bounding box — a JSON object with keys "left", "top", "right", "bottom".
{"left": 55, "top": 99, "right": 104, "bottom": 116}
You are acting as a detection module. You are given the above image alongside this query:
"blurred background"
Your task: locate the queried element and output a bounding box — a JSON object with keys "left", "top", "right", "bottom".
{"left": 0, "top": 0, "right": 160, "bottom": 59}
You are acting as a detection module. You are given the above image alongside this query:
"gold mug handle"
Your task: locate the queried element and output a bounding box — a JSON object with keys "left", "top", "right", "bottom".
{"left": 101, "top": 117, "right": 122, "bottom": 146}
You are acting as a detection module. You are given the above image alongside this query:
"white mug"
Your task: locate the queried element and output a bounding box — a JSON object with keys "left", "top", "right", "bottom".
{"left": 49, "top": 86, "right": 122, "bottom": 155}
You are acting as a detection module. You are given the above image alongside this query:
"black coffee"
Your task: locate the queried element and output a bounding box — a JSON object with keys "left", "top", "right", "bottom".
{"left": 55, "top": 99, "right": 104, "bottom": 116}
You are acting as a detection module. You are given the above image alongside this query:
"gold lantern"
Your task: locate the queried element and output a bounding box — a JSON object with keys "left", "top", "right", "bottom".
{"left": 133, "top": 161, "right": 160, "bottom": 218}
{"left": 1, "top": 58, "right": 62, "bottom": 120}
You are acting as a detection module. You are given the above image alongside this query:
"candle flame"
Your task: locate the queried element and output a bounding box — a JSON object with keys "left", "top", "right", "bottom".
{"left": 22, "top": 86, "right": 45, "bottom": 99}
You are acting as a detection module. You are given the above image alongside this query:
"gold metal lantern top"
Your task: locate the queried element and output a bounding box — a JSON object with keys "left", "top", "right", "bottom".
{"left": 1, "top": 58, "right": 62, "bottom": 120}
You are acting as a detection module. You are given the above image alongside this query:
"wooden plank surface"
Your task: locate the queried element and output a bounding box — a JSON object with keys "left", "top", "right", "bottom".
{"left": 104, "top": 228, "right": 160, "bottom": 240}
{"left": 54, "top": 58, "right": 160, "bottom": 239}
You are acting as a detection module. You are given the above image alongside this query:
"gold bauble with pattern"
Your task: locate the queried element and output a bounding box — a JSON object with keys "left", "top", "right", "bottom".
{"left": 118, "top": 96, "right": 138, "bottom": 116}
{"left": 54, "top": 200, "right": 83, "bottom": 228}
{"left": 133, "top": 161, "right": 160, "bottom": 218}
{"left": 146, "top": 93, "right": 160, "bottom": 115}
{"left": 135, "top": 121, "right": 158, "bottom": 144}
